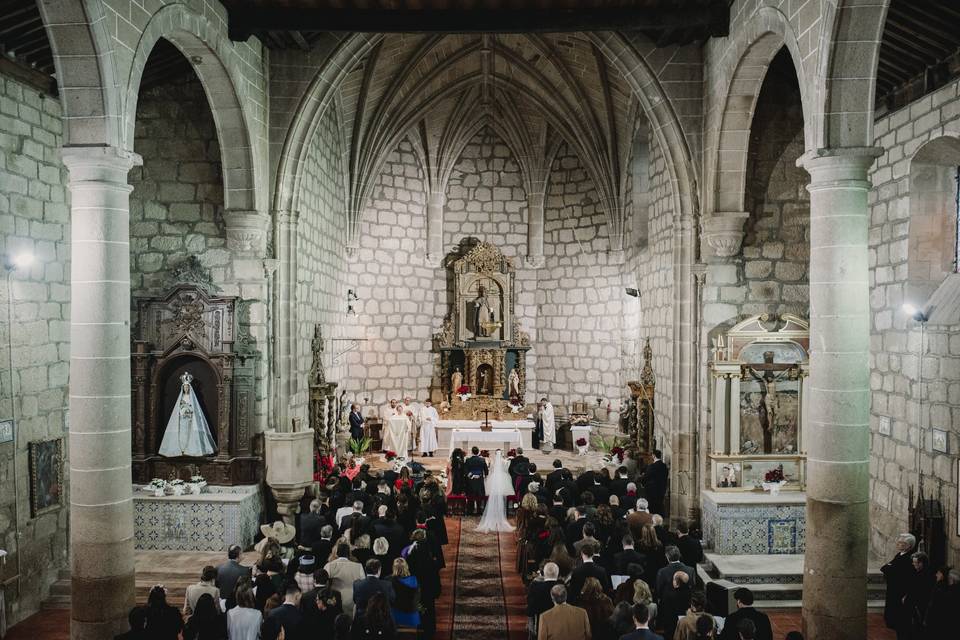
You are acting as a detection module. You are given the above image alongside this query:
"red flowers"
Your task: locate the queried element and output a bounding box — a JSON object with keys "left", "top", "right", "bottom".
{"left": 456, "top": 385, "right": 471, "bottom": 395}
{"left": 610, "top": 446, "right": 625, "bottom": 462}
{"left": 507, "top": 448, "right": 517, "bottom": 458}
{"left": 384, "top": 450, "right": 397, "bottom": 461}
{"left": 576, "top": 437, "right": 587, "bottom": 447}
{"left": 764, "top": 465, "right": 785, "bottom": 483}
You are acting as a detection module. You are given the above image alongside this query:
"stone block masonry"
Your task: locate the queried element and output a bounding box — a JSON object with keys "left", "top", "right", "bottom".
{"left": 0, "top": 74, "right": 71, "bottom": 627}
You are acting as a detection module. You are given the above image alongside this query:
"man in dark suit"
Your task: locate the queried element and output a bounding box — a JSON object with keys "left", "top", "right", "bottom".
{"left": 352, "top": 559, "right": 396, "bottom": 620}
{"left": 619, "top": 602, "right": 663, "bottom": 640}
{"left": 215, "top": 545, "right": 251, "bottom": 604}
{"left": 718, "top": 588, "right": 772, "bottom": 640}
{"left": 675, "top": 521, "right": 703, "bottom": 568}
{"left": 348, "top": 404, "right": 365, "bottom": 442}
{"left": 464, "top": 447, "right": 488, "bottom": 515}
{"left": 655, "top": 546, "right": 695, "bottom": 598}
{"left": 339, "top": 502, "right": 372, "bottom": 536}
{"left": 545, "top": 459, "right": 571, "bottom": 497}
{"left": 609, "top": 466, "right": 631, "bottom": 500}
{"left": 526, "top": 562, "right": 560, "bottom": 620}
{"left": 263, "top": 583, "right": 304, "bottom": 640}
{"left": 564, "top": 506, "right": 589, "bottom": 554}
{"left": 312, "top": 524, "right": 336, "bottom": 564}
{"left": 300, "top": 499, "right": 326, "bottom": 549}
{"left": 568, "top": 543, "right": 612, "bottom": 604}
{"left": 613, "top": 535, "right": 646, "bottom": 576}
{"left": 641, "top": 449, "right": 668, "bottom": 516}
{"left": 508, "top": 447, "right": 530, "bottom": 493}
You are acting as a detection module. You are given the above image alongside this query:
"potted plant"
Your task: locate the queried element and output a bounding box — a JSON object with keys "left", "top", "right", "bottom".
{"left": 168, "top": 478, "right": 186, "bottom": 496}
{"left": 349, "top": 436, "right": 372, "bottom": 465}
{"left": 187, "top": 474, "right": 207, "bottom": 495}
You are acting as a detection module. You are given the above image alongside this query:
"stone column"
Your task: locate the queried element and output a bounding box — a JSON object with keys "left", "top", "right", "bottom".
{"left": 61, "top": 146, "right": 140, "bottom": 640}
{"left": 800, "top": 148, "right": 881, "bottom": 640}
{"left": 274, "top": 210, "right": 299, "bottom": 431}
{"left": 525, "top": 190, "right": 545, "bottom": 268}
{"left": 426, "top": 191, "right": 445, "bottom": 267}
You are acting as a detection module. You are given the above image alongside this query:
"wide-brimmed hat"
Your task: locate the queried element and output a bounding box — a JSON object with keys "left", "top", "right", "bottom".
{"left": 260, "top": 520, "right": 296, "bottom": 544}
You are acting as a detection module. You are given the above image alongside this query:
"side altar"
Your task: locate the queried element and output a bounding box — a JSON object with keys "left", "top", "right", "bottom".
{"left": 432, "top": 242, "right": 532, "bottom": 420}
{"left": 704, "top": 314, "right": 810, "bottom": 555}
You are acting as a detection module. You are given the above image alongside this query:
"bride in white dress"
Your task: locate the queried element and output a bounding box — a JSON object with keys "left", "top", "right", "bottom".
{"left": 476, "top": 449, "right": 515, "bottom": 532}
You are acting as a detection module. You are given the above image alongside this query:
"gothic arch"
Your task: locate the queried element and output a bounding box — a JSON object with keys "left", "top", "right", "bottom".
{"left": 37, "top": 0, "right": 122, "bottom": 148}
{"left": 816, "top": 0, "right": 891, "bottom": 149}
{"left": 706, "top": 6, "right": 809, "bottom": 217}
{"left": 123, "top": 4, "right": 261, "bottom": 212}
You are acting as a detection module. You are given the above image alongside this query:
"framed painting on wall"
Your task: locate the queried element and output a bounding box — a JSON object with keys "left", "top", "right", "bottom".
{"left": 29, "top": 438, "right": 64, "bottom": 517}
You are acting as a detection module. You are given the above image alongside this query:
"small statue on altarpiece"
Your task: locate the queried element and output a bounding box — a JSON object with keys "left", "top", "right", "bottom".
{"left": 309, "top": 325, "right": 326, "bottom": 386}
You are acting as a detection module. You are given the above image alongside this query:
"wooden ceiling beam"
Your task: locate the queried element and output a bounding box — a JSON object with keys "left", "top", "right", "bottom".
{"left": 886, "top": 7, "right": 959, "bottom": 51}
{"left": 227, "top": 4, "right": 729, "bottom": 40}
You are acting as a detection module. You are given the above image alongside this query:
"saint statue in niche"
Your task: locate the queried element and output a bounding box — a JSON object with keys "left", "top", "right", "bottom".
{"left": 508, "top": 367, "right": 521, "bottom": 398}
{"left": 473, "top": 285, "right": 495, "bottom": 338}
{"left": 451, "top": 367, "right": 463, "bottom": 394}
{"left": 477, "top": 364, "right": 495, "bottom": 396}
{"left": 158, "top": 371, "right": 216, "bottom": 457}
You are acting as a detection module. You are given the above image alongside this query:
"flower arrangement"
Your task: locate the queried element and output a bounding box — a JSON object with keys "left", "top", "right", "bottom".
{"left": 314, "top": 453, "right": 335, "bottom": 482}
{"left": 384, "top": 450, "right": 397, "bottom": 462}
{"left": 575, "top": 437, "right": 588, "bottom": 447}
{"left": 456, "top": 385, "right": 472, "bottom": 401}
{"left": 764, "top": 466, "right": 785, "bottom": 483}
{"left": 610, "top": 446, "right": 625, "bottom": 463}
{"left": 507, "top": 448, "right": 517, "bottom": 458}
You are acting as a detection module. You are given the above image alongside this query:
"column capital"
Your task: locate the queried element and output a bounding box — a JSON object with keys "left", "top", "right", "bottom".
{"left": 224, "top": 209, "right": 270, "bottom": 256}
{"left": 61, "top": 145, "right": 142, "bottom": 183}
{"left": 702, "top": 211, "right": 750, "bottom": 259}
{"left": 797, "top": 147, "right": 883, "bottom": 186}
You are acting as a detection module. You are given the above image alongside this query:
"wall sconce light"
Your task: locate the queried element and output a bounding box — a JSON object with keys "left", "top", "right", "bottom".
{"left": 347, "top": 289, "right": 359, "bottom": 316}
{"left": 3, "top": 251, "right": 34, "bottom": 272}
{"left": 902, "top": 303, "right": 929, "bottom": 323}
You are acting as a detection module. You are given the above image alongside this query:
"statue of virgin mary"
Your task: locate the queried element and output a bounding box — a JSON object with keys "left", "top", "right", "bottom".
{"left": 158, "top": 371, "right": 217, "bottom": 457}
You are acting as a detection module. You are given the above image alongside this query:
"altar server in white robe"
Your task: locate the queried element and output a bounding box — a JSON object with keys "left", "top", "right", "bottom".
{"left": 401, "top": 396, "right": 420, "bottom": 452}
{"left": 419, "top": 399, "right": 440, "bottom": 457}
{"left": 539, "top": 397, "right": 556, "bottom": 450}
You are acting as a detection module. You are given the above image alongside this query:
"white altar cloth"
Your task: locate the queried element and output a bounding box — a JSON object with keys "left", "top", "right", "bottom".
{"left": 448, "top": 428, "right": 523, "bottom": 451}
{"left": 438, "top": 419, "right": 533, "bottom": 450}
{"left": 383, "top": 416, "right": 411, "bottom": 453}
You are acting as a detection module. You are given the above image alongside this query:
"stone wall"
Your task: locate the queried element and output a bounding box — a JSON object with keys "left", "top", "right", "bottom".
{"left": 867, "top": 78, "right": 960, "bottom": 565}
{"left": 0, "top": 74, "right": 70, "bottom": 625}
{"left": 340, "top": 127, "right": 634, "bottom": 415}
{"left": 292, "top": 107, "right": 349, "bottom": 417}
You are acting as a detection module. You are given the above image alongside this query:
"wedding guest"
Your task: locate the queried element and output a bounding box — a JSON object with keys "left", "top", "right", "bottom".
{"left": 301, "top": 499, "right": 328, "bottom": 549}
{"left": 641, "top": 450, "right": 668, "bottom": 516}
{"left": 719, "top": 589, "right": 772, "bottom": 640}
{"left": 326, "top": 542, "right": 366, "bottom": 618}
{"left": 226, "top": 587, "right": 262, "bottom": 640}
{"left": 881, "top": 533, "right": 917, "bottom": 635}
{"left": 674, "top": 591, "right": 714, "bottom": 640}
{"left": 659, "top": 571, "right": 692, "bottom": 640}
{"left": 569, "top": 543, "right": 612, "bottom": 604}
{"left": 537, "top": 584, "right": 591, "bottom": 640}
{"left": 143, "top": 585, "right": 183, "bottom": 640}
{"left": 577, "top": 577, "right": 615, "bottom": 639}
{"left": 904, "top": 551, "right": 934, "bottom": 637}
{"left": 353, "top": 592, "right": 396, "bottom": 639}
{"left": 353, "top": 559, "right": 396, "bottom": 621}
{"left": 655, "top": 547, "right": 695, "bottom": 597}
{"left": 184, "top": 566, "right": 222, "bottom": 615}
{"left": 406, "top": 528, "right": 441, "bottom": 637}
{"left": 925, "top": 567, "right": 960, "bottom": 637}
{"left": 301, "top": 569, "right": 343, "bottom": 635}
{"left": 528, "top": 562, "right": 562, "bottom": 635}
{"left": 115, "top": 607, "right": 147, "bottom": 640}
{"left": 389, "top": 557, "right": 421, "bottom": 629}
{"left": 676, "top": 521, "right": 703, "bottom": 568}
{"left": 262, "top": 583, "right": 303, "bottom": 640}
{"left": 183, "top": 594, "right": 226, "bottom": 640}
{"left": 216, "top": 545, "right": 251, "bottom": 608}
{"left": 619, "top": 602, "right": 662, "bottom": 640}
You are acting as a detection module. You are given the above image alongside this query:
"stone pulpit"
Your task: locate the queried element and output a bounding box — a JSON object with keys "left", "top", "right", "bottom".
{"left": 433, "top": 242, "right": 531, "bottom": 419}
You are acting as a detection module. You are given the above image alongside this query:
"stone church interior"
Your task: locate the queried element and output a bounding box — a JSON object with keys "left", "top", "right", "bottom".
{"left": 1, "top": 0, "right": 960, "bottom": 639}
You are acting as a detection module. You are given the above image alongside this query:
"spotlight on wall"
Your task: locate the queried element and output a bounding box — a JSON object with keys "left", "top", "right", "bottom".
{"left": 902, "top": 303, "right": 929, "bottom": 323}
{"left": 347, "top": 289, "right": 359, "bottom": 316}
{"left": 625, "top": 287, "right": 640, "bottom": 298}
{"left": 3, "top": 251, "right": 34, "bottom": 271}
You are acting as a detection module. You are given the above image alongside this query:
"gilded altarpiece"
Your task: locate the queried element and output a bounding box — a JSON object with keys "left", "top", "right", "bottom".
{"left": 433, "top": 242, "right": 531, "bottom": 418}
{"left": 131, "top": 283, "right": 260, "bottom": 485}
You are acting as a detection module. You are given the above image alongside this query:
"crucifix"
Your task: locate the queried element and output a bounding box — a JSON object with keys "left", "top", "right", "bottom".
{"left": 741, "top": 351, "right": 798, "bottom": 453}
{"left": 482, "top": 408, "right": 492, "bottom": 431}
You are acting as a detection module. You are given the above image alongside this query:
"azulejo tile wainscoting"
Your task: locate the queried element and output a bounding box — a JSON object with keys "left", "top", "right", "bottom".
{"left": 133, "top": 485, "right": 263, "bottom": 551}
{"left": 701, "top": 490, "right": 806, "bottom": 555}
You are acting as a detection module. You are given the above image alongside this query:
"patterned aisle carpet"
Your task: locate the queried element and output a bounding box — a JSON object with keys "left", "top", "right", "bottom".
{"left": 451, "top": 517, "right": 510, "bottom": 639}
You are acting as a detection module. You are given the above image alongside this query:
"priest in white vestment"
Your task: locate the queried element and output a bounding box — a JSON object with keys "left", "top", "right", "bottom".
{"left": 539, "top": 398, "right": 556, "bottom": 452}
{"left": 380, "top": 398, "right": 400, "bottom": 423}
{"left": 418, "top": 399, "right": 439, "bottom": 457}
{"left": 401, "top": 396, "right": 420, "bottom": 452}
{"left": 383, "top": 412, "right": 410, "bottom": 456}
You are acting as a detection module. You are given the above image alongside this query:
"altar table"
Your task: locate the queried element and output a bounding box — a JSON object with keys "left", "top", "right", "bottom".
{"left": 438, "top": 419, "right": 533, "bottom": 451}
{"left": 448, "top": 428, "right": 523, "bottom": 452}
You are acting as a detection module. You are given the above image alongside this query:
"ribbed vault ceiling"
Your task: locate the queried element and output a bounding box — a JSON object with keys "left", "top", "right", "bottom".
{"left": 335, "top": 32, "right": 641, "bottom": 248}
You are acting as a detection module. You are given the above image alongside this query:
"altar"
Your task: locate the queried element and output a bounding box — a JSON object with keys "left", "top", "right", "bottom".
{"left": 439, "top": 419, "right": 532, "bottom": 452}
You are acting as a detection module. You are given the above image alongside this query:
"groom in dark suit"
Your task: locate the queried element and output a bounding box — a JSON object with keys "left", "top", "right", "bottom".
{"left": 464, "top": 447, "right": 488, "bottom": 515}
